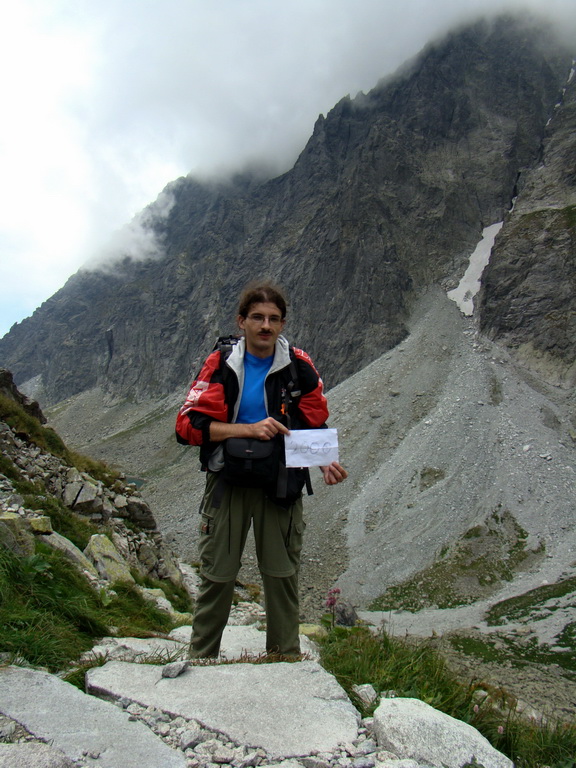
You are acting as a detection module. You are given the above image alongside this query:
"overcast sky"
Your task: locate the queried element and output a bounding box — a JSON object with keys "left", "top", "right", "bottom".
{"left": 1, "top": 0, "right": 575, "bottom": 338}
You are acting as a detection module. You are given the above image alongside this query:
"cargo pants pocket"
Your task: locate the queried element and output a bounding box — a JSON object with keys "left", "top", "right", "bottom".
{"left": 197, "top": 504, "right": 216, "bottom": 575}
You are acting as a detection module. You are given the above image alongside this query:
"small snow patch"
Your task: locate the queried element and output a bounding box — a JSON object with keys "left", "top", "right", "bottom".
{"left": 448, "top": 222, "right": 503, "bottom": 316}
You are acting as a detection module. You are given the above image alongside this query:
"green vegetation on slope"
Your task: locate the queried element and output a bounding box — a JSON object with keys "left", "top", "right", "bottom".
{"left": 487, "top": 576, "right": 576, "bottom": 626}
{"left": 0, "top": 394, "right": 194, "bottom": 673}
{"left": 318, "top": 626, "right": 576, "bottom": 768}
{"left": 0, "top": 439, "right": 106, "bottom": 550}
{"left": 369, "top": 508, "right": 542, "bottom": 611}
{"left": 0, "top": 543, "right": 185, "bottom": 672}
{"left": 0, "top": 393, "right": 121, "bottom": 487}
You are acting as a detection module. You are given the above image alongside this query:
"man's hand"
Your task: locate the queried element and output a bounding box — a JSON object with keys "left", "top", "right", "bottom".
{"left": 321, "top": 462, "right": 348, "bottom": 485}
{"left": 249, "top": 417, "right": 290, "bottom": 441}
{"left": 209, "top": 417, "right": 289, "bottom": 442}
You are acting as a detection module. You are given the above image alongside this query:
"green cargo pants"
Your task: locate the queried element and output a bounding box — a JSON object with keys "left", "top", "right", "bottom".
{"left": 189, "top": 472, "right": 305, "bottom": 658}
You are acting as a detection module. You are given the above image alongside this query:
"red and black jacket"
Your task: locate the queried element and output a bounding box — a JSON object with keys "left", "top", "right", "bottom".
{"left": 176, "top": 335, "right": 329, "bottom": 469}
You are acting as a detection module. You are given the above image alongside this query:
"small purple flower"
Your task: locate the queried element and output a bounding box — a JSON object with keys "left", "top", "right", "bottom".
{"left": 325, "top": 587, "right": 341, "bottom": 609}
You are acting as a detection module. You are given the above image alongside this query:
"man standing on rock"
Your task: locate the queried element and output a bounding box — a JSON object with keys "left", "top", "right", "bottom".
{"left": 176, "top": 280, "right": 347, "bottom": 658}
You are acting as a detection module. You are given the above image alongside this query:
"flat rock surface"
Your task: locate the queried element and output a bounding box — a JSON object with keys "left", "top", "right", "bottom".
{"left": 374, "top": 697, "right": 512, "bottom": 768}
{"left": 87, "top": 659, "right": 360, "bottom": 758}
{"left": 0, "top": 742, "right": 75, "bottom": 768}
{"left": 0, "top": 666, "right": 185, "bottom": 768}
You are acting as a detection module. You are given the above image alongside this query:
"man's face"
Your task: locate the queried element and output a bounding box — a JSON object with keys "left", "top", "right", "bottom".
{"left": 238, "top": 301, "right": 286, "bottom": 358}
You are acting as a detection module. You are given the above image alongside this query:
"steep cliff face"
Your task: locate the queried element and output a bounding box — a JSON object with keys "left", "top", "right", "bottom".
{"left": 0, "top": 15, "right": 572, "bottom": 404}
{"left": 478, "top": 68, "right": 576, "bottom": 386}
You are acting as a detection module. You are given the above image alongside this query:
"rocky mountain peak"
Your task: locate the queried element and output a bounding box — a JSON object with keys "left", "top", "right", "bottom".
{"left": 0, "top": 14, "right": 573, "bottom": 405}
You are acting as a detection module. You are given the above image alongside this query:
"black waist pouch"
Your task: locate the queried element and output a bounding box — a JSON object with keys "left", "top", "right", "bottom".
{"left": 217, "top": 435, "right": 311, "bottom": 508}
{"left": 221, "top": 436, "right": 282, "bottom": 489}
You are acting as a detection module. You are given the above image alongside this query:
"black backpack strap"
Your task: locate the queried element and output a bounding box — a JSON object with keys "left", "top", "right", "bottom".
{"left": 304, "top": 468, "right": 313, "bottom": 496}
{"left": 214, "top": 335, "right": 241, "bottom": 355}
{"left": 281, "top": 348, "right": 301, "bottom": 429}
{"left": 276, "top": 462, "right": 288, "bottom": 499}
{"left": 287, "top": 350, "right": 300, "bottom": 394}
{"left": 215, "top": 335, "right": 241, "bottom": 390}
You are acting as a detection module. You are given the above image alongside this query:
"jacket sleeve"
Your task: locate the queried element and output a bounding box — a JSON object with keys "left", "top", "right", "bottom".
{"left": 292, "top": 347, "right": 329, "bottom": 428}
{"left": 175, "top": 350, "right": 228, "bottom": 445}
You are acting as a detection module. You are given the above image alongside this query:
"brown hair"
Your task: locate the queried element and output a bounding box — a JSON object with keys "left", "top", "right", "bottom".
{"left": 237, "top": 280, "right": 288, "bottom": 319}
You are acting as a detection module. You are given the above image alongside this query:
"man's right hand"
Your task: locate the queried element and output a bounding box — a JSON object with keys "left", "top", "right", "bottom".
{"left": 209, "top": 417, "right": 289, "bottom": 442}
{"left": 249, "top": 417, "right": 290, "bottom": 440}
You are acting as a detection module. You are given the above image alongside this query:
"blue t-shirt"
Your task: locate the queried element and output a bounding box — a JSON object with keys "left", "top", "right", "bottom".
{"left": 236, "top": 352, "right": 274, "bottom": 423}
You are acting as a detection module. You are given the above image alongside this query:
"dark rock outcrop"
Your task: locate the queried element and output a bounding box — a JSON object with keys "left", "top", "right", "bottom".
{"left": 0, "top": 15, "right": 572, "bottom": 403}
{"left": 0, "top": 369, "right": 46, "bottom": 423}
{"left": 477, "top": 68, "right": 576, "bottom": 386}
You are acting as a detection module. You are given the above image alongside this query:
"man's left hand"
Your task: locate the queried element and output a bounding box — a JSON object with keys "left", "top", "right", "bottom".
{"left": 321, "top": 462, "right": 348, "bottom": 485}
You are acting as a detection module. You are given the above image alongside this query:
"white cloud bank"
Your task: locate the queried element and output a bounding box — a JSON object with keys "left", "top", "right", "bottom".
{"left": 1, "top": 0, "right": 575, "bottom": 337}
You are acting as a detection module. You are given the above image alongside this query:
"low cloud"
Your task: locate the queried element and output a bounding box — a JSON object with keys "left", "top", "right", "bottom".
{"left": 93, "top": 189, "right": 175, "bottom": 269}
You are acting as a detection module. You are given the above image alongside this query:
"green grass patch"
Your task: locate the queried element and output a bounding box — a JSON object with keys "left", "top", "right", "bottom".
{"left": 0, "top": 452, "right": 24, "bottom": 484}
{"left": 489, "top": 374, "right": 504, "bottom": 406}
{"left": 0, "top": 451, "right": 100, "bottom": 550}
{"left": 450, "top": 632, "right": 576, "bottom": 676}
{"left": 21, "top": 493, "right": 100, "bottom": 550}
{"left": 1, "top": 393, "right": 69, "bottom": 457}
{"left": 419, "top": 466, "right": 445, "bottom": 491}
{"left": 89, "top": 402, "right": 176, "bottom": 445}
{"left": 561, "top": 204, "right": 576, "bottom": 230}
{"left": 0, "top": 545, "right": 108, "bottom": 669}
{"left": 369, "top": 509, "right": 538, "bottom": 612}
{"left": 0, "top": 454, "right": 44, "bottom": 498}
{"left": 318, "top": 626, "right": 475, "bottom": 715}
{"left": 486, "top": 576, "right": 576, "bottom": 626}
{"left": 108, "top": 581, "right": 176, "bottom": 634}
{"left": 131, "top": 570, "right": 194, "bottom": 615}
{"left": 557, "top": 622, "right": 576, "bottom": 648}
{"left": 62, "top": 653, "right": 110, "bottom": 690}
{"left": 69, "top": 451, "right": 121, "bottom": 487}
{"left": 518, "top": 205, "right": 576, "bottom": 236}
{"left": 317, "top": 626, "right": 576, "bottom": 768}
{"left": 0, "top": 543, "right": 181, "bottom": 673}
